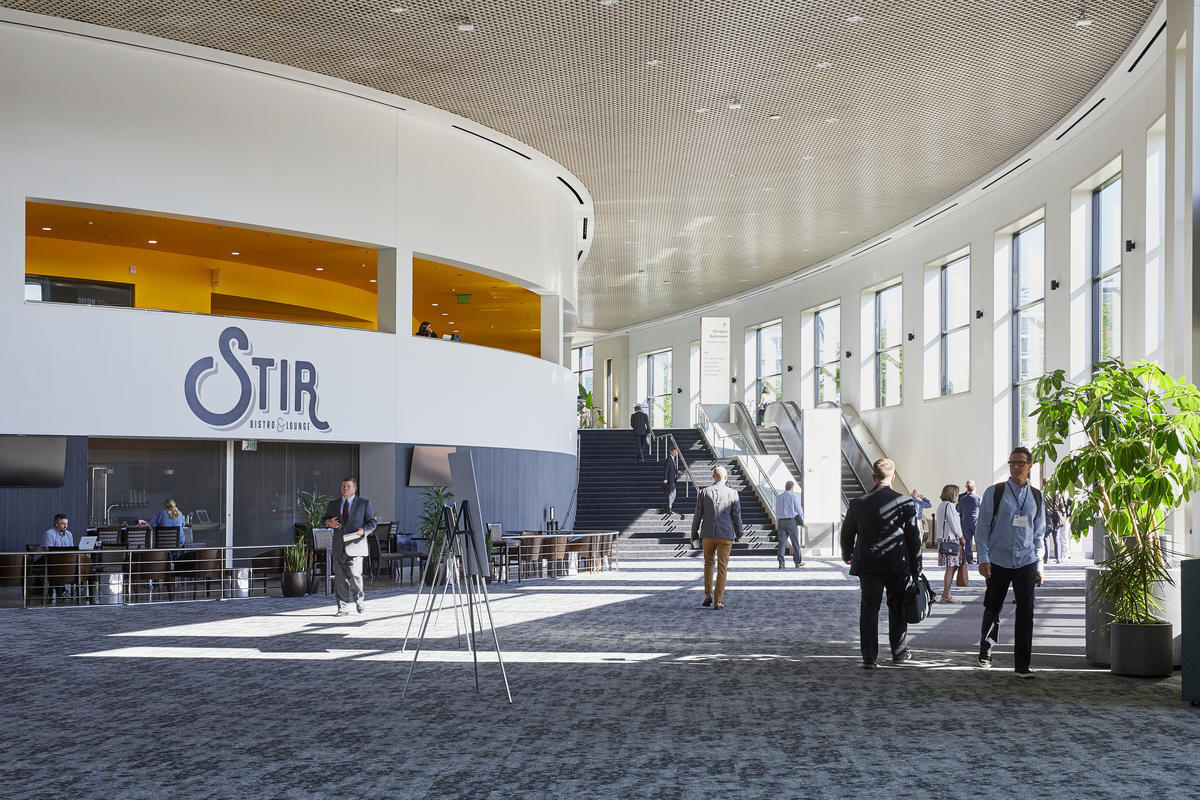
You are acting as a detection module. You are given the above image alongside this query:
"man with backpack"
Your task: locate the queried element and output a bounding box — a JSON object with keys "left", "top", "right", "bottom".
{"left": 975, "top": 446, "right": 1046, "bottom": 678}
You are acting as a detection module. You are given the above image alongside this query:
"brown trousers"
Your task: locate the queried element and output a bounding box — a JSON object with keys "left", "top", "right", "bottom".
{"left": 702, "top": 538, "right": 733, "bottom": 603}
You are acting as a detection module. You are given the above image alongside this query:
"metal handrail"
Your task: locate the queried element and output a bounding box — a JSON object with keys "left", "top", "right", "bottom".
{"left": 653, "top": 431, "right": 693, "bottom": 497}
{"left": 764, "top": 401, "right": 806, "bottom": 485}
{"left": 3, "top": 544, "right": 297, "bottom": 609}
{"left": 695, "top": 404, "right": 784, "bottom": 526}
{"left": 564, "top": 430, "right": 582, "bottom": 528}
{"left": 731, "top": 401, "right": 768, "bottom": 454}
{"left": 818, "top": 401, "right": 909, "bottom": 504}
{"left": 497, "top": 531, "right": 620, "bottom": 578}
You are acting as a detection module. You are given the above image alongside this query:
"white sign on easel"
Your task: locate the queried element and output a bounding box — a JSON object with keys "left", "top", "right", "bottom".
{"left": 699, "top": 316, "right": 730, "bottom": 405}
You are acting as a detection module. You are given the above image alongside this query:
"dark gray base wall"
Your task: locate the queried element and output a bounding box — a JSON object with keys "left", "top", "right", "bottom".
{"left": 0, "top": 436, "right": 88, "bottom": 554}
{"left": 392, "top": 444, "right": 576, "bottom": 535}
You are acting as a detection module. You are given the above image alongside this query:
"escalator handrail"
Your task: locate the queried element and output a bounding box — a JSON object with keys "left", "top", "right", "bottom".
{"left": 763, "top": 401, "right": 806, "bottom": 487}
{"left": 819, "top": 401, "right": 910, "bottom": 498}
{"left": 730, "top": 401, "right": 768, "bottom": 455}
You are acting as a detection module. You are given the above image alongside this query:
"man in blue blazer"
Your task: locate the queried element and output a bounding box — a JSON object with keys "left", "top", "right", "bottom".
{"left": 323, "top": 476, "right": 377, "bottom": 616}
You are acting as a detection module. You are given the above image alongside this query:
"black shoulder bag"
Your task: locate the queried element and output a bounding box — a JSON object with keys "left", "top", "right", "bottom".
{"left": 937, "top": 506, "right": 960, "bottom": 557}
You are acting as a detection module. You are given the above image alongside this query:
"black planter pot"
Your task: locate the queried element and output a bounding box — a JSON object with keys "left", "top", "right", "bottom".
{"left": 282, "top": 570, "right": 310, "bottom": 597}
{"left": 1110, "top": 621, "right": 1173, "bottom": 677}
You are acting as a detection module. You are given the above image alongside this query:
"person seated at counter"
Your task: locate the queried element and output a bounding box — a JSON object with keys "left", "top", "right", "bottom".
{"left": 415, "top": 321, "right": 437, "bottom": 338}
{"left": 43, "top": 513, "right": 75, "bottom": 599}
{"left": 149, "top": 498, "right": 190, "bottom": 546}
{"left": 43, "top": 513, "right": 74, "bottom": 548}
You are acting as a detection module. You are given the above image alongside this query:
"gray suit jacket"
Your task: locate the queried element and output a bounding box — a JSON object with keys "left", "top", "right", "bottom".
{"left": 323, "top": 496, "right": 377, "bottom": 558}
{"left": 691, "top": 482, "right": 743, "bottom": 541}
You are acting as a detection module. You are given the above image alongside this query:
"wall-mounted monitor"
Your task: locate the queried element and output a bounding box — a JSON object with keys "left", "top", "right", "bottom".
{"left": 408, "top": 445, "right": 456, "bottom": 487}
{"left": 0, "top": 435, "right": 67, "bottom": 487}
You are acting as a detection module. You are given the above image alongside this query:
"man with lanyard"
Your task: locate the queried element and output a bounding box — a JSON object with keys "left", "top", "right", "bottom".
{"left": 975, "top": 446, "right": 1045, "bottom": 678}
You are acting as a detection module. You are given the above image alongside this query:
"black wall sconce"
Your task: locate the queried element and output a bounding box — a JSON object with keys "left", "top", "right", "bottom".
{"left": 975, "top": 310, "right": 984, "bottom": 320}
{"left": 786, "top": 365, "right": 794, "bottom": 372}
{"left": 907, "top": 333, "right": 915, "bottom": 341}
{"left": 1050, "top": 279, "right": 1060, "bottom": 291}
{"left": 676, "top": 387, "right": 683, "bottom": 393}
{"left": 845, "top": 350, "right": 852, "bottom": 359}
{"left": 612, "top": 396, "right": 618, "bottom": 404}
{"left": 1125, "top": 239, "right": 1136, "bottom": 252}
{"left": 731, "top": 377, "right": 738, "bottom": 384}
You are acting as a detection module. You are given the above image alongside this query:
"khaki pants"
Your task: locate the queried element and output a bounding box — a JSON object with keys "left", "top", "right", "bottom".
{"left": 702, "top": 538, "right": 733, "bottom": 603}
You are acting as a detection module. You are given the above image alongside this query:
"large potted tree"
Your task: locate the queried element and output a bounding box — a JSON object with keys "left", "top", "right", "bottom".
{"left": 295, "top": 489, "right": 331, "bottom": 550}
{"left": 418, "top": 485, "right": 455, "bottom": 584}
{"left": 1032, "top": 360, "right": 1200, "bottom": 677}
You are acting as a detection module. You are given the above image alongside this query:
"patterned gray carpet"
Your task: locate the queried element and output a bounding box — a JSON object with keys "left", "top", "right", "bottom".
{"left": 1, "top": 557, "right": 1195, "bottom": 799}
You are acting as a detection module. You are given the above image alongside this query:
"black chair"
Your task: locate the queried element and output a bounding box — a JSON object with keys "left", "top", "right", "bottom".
{"left": 96, "top": 526, "right": 126, "bottom": 547}
{"left": 125, "top": 526, "right": 150, "bottom": 549}
{"left": 153, "top": 526, "right": 180, "bottom": 549}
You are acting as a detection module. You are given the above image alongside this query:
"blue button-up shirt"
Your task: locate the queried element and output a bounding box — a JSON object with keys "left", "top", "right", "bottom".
{"left": 43, "top": 528, "right": 73, "bottom": 548}
{"left": 774, "top": 490, "right": 804, "bottom": 523}
{"left": 976, "top": 480, "right": 1045, "bottom": 570}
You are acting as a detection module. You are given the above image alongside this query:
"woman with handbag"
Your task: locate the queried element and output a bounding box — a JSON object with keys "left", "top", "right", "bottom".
{"left": 935, "top": 484, "right": 966, "bottom": 603}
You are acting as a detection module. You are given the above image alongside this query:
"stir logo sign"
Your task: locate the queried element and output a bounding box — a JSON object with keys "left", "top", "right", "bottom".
{"left": 184, "top": 326, "right": 330, "bottom": 433}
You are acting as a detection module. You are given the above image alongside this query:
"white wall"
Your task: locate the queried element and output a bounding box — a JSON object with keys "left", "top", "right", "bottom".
{"left": 622, "top": 49, "right": 1170, "bottom": 494}
{"left": 0, "top": 13, "right": 584, "bottom": 455}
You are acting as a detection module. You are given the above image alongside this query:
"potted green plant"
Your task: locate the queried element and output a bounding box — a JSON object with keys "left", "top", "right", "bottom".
{"left": 578, "top": 384, "right": 605, "bottom": 429}
{"left": 1033, "top": 359, "right": 1200, "bottom": 676}
{"left": 295, "top": 489, "right": 332, "bottom": 550}
{"left": 418, "top": 485, "right": 454, "bottom": 584}
{"left": 281, "top": 538, "right": 310, "bottom": 597}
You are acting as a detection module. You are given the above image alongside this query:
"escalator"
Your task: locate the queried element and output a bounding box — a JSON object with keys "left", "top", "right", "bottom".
{"left": 821, "top": 401, "right": 908, "bottom": 509}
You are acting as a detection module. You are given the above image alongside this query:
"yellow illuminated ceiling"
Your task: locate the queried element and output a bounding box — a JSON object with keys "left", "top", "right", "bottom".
{"left": 26, "top": 201, "right": 379, "bottom": 291}
{"left": 412, "top": 257, "right": 540, "bottom": 357}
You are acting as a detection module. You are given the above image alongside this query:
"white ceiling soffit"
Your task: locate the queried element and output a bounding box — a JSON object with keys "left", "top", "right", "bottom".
{"left": 1, "top": 0, "right": 1158, "bottom": 332}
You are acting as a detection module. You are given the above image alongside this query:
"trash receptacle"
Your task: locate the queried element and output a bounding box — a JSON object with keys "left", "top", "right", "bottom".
{"left": 97, "top": 572, "right": 124, "bottom": 605}
{"left": 226, "top": 567, "right": 250, "bottom": 598}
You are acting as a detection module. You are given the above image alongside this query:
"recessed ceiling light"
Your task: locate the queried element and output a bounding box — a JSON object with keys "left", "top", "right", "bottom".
{"left": 802, "top": 155, "right": 814, "bottom": 161}
{"left": 1075, "top": 17, "right": 1093, "bottom": 27}
{"left": 767, "top": 113, "right": 782, "bottom": 120}
{"left": 825, "top": 117, "right": 840, "bottom": 124}
{"left": 315, "top": 266, "right": 325, "bottom": 271}
{"left": 147, "top": 240, "right": 157, "bottom": 244}
{"left": 441, "top": 312, "right": 449, "bottom": 316}
{"left": 599, "top": 0, "right": 618, "bottom": 5}
{"left": 845, "top": 15, "right": 864, "bottom": 23}
{"left": 41, "top": 226, "right": 52, "bottom": 231}
{"left": 727, "top": 101, "right": 743, "bottom": 110}
{"left": 389, "top": 7, "right": 409, "bottom": 13}
{"left": 762, "top": 187, "right": 775, "bottom": 192}
{"left": 646, "top": 59, "right": 662, "bottom": 66}
{"left": 456, "top": 22, "right": 475, "bottom": 31}
{"left": 695, "top": 107, "right": 709, "bottom": 114}
{"left": 816, "top": 61, "right": 833, "bottom": 69}
{"left": 370, "top": 279, "right": 377, "bottom": 283}
{"left": 448, "top": 321, "right": 455, "bottom": 325}
{"left": 231, "top": 251, "right": 240, "bottom": 255}
{"left": 431, "top": 303, "right": 439, "bottom": 307}
{"left": 360, "top": 263, "right": 366, "bottom": 267}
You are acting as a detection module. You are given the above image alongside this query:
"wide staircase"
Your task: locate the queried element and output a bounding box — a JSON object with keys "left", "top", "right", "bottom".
{"left": 574, "top": 429, "right": 776, "bottom": 559}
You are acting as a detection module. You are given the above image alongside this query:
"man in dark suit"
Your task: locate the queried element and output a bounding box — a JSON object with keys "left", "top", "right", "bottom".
{"left": 323, "top": 476, "right": 377, "bottom": 616}
{"left": 956, "top": 480, "right": 981, "bottom": 563}
{"left": 840, "top": 457, "right": 923, "bottom": 668}
{"left": 662, "top": 446, "right": 684, "bottom": 518}
{"left": 630, "top": 404, "right": 651, "bottom": 462}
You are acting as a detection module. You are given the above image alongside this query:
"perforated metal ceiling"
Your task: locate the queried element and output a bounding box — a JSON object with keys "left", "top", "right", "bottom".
{"left": 3, "top": 0, "right": 1157, "bottom": 330}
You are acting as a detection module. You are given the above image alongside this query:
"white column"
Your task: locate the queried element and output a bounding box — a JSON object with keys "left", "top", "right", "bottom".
{"left": 1166, "top": 0, "right": 1198, "bottom": 555}
{"left": 540, "top": 293, "right": 564, "bottom": 364}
